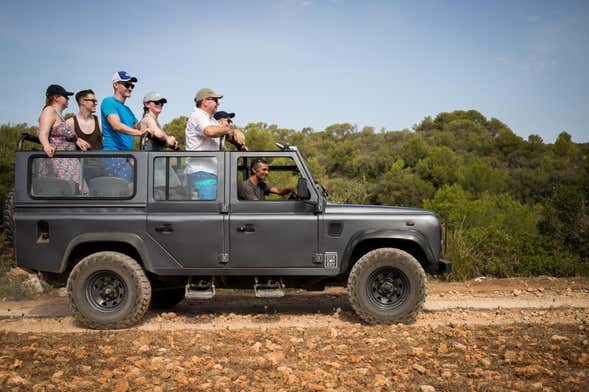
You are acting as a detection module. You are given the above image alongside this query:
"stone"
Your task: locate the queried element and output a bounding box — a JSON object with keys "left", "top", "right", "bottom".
{"left": 412, "top": 364, "right": 427, "bottom": 374}
{"left": 504, "top": 350, "right": 517, "bottom": 362}
{"left": 550, "top": 334, "right": 569, "bottom": 342}
{"left": 479, "top": 358, "right": 491, "bottom": 367}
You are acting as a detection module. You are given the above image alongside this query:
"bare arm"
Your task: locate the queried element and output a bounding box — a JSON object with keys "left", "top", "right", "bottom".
{"left": 106, "top": 114, "right": 144, "bottom": 136}
{"left": 269, "top": 186, "right": 294, "bottom": 196}
{"left": 204, "top": 126, "right": 247, "bottom": 148}
{"left": 38, "top": 108, "right": 56, "bottom": 157}
{"left": 140, "top": 117, "right": 165, "bottom": 139}
{"left": 203, "top": 125, "right": 232, "bottom": 138}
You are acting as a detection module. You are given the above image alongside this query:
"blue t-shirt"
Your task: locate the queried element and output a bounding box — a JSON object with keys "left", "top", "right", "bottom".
{"left": 101, "top": 96, "right": 138, "bottom": 151}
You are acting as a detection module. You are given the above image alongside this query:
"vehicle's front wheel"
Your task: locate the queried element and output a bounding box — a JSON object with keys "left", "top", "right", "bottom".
{"left": 347, "top": 248, "right": 426, "bottom": 324}
{"left": 67, "top": 251, "right": 151, "bottom": 329}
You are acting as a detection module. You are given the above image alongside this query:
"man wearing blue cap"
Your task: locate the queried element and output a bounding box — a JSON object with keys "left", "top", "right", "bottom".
{"left": 101, "top": 71, "right": 150, "bottom": 180}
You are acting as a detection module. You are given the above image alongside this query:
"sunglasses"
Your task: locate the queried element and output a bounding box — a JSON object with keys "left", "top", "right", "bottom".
{"left": 120, "top": 82, "right": 135, "bottom": 89}
{"left": 83, "top": 99, "right": 98, "bottom": 104}
{"left": 151, "top": 101, "right": 165, "bottom": 106}
{"left": 206, "top": 97, "right": 218, "bottom": 103}
{"left": 226, "top": 119, "right": 233, "bottom": 124}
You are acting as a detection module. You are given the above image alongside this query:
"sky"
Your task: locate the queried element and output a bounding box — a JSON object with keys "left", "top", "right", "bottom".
{"left": 1, "top": 0, "right": 588, "bottom": 143}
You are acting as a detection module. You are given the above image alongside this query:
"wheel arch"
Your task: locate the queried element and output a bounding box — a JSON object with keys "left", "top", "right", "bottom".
{"left": 60, "top": 233, "right": 152, "bottom": 274}
{"left": 342, "top": 230, "right": 436, "bottom": 275}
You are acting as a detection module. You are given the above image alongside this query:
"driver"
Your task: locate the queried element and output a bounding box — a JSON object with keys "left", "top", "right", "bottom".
{"left": 238, "top": 158, "right": 295, "bottom": 201}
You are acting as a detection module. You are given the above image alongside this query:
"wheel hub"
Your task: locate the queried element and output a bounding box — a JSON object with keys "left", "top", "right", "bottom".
{"left": 86, "top": 272, "right": 127, "bottom": 312}
{"left": 367, "top": 268, "right": 410, "bottom": 310}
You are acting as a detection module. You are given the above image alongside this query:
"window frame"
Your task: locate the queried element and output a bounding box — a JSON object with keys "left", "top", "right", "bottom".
{"left": 27, "top": 152, "right": 138, "bottom": 200}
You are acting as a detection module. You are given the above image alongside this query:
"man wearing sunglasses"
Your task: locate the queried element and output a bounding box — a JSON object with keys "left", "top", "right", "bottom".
{"left": 184, "top": 88, "right": 247, "bottom": 200}
{"left": 100, "top": 70, "right": 150, "bottom": 180}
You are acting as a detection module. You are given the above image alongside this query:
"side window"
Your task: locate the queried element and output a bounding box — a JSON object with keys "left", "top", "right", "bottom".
{"left": 30, "top": 156, "right": 135, "bottom": 198}
{"left": 237, "top": 157, "right": 300, "bottom": 201}
{"left": 154, "top": 156, "right": 218, "bottom": 201}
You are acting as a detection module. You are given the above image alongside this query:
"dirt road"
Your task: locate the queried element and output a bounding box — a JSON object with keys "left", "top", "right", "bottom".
{"left": 1, "top": 277, "right": 588, "bottom": 391}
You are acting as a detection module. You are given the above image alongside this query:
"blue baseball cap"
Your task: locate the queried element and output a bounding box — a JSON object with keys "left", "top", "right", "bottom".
{"left": 112, "top": 71, "right": 138, "bottom": 83}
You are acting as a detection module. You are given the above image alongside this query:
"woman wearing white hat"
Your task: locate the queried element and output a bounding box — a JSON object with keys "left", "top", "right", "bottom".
{"left": 139, "top": 92, "right": 178, "bottom": 151}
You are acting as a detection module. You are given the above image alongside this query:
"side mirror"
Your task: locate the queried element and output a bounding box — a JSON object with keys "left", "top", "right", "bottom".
{"left": 297, "top": 178, "right": 311, "bottom": 200}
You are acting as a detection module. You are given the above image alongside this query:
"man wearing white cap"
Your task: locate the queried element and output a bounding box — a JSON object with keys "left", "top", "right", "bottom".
{"left": 184, "top": 87, "right": 246, "bottom": 200}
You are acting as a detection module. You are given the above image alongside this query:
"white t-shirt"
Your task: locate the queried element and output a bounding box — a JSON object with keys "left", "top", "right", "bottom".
{"left": 184, "top": 107, "right": 219, "bottom": 175}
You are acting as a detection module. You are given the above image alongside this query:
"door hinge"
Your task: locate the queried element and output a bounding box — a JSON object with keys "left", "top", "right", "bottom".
{"left": 312, "top": 253, "right": 323, "bottom": 264}
{"left": 218, "top": 203, "right": 229, "bottom": 214}
{"left": 217, "top": 253, "right": 229, "bottom": 264}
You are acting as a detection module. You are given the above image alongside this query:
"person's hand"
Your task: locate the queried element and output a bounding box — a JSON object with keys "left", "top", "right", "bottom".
{"left": 43, "top": 144, "right": 55, "bottom": 158}
{"left": 166, "top": 135, "right": 178, "bottom": 149}
{"left": 76, "top": 139, "right": 90, "bottom": 151}
{"left": 230, "top": 129, "right": 246, "bottom": 146}
{"left": 240, "top": 144, "right": 249, "bottom": 152}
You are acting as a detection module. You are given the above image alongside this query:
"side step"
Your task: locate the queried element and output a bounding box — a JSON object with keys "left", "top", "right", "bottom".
{"left": 254, "top": 277, "right": 285, "bottom": 298}
{"left": 185, "top": 279, "right": 216, "bottom": 299}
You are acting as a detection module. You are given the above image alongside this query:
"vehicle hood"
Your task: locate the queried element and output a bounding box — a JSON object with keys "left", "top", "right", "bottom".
{"left": 324, "top": 203, "right": 435, "bottom": 216}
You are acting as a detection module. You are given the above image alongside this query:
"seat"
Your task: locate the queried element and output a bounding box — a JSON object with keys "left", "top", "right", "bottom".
{"left": 88, "top": 177, "right": 132, "bottom": 197}
{"left": 32, "top": 177, "right": 79, "bottom": 197}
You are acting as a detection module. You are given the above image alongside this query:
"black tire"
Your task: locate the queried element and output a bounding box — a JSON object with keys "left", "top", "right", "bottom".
{"left": 347, "top": 248, "right": 426, "bottom": 324}
{"left": 2, "top": 190, "right": 14, "bottom": 245}
{"left": 67, "top": 251, "right": 151, "bottom": 329}
{"left": 150, "top": 288, "right": 185, "bottom": 309}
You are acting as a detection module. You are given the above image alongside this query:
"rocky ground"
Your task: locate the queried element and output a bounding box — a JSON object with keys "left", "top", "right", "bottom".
{"left": 0, "top": 276, "right": 588, "bottom": 391}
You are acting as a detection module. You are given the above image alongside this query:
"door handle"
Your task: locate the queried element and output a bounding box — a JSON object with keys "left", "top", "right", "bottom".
{"left": 155, "top": 223, "right": 174, "bottom": 234}
{"left": 237, "top": 224, "right": 255, "bottom": 233}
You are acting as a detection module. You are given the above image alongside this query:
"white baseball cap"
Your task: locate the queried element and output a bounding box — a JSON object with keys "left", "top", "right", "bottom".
{"left": 143, "top": 92, "right": 168, "bottom": 104}
{"left": 112, "top": 70, "right": 138, "bottom": 83}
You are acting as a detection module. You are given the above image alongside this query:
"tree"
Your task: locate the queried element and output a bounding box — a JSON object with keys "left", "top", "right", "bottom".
{"left": 162, "top": 116, "right": 187, "bottom": 149}
{"left": 415, "top": 146, "right": 460, "bottom": 187}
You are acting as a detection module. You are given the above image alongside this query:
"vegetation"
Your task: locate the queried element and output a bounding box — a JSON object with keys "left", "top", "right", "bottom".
{"left": 1, "top": 110, "right": 587, "bottom": 280}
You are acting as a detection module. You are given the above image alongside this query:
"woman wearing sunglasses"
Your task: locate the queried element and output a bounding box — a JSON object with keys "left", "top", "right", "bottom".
{"left": 139, "top": 92, "right": 178, "bottom": 151}
{"left": 37, "top": 84, "right": 90, "bottom": 187}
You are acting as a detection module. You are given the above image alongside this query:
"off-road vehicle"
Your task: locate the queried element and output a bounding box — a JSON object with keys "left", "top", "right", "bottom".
{"left": 12, "top": 135, "right": 451, "bottom": 329}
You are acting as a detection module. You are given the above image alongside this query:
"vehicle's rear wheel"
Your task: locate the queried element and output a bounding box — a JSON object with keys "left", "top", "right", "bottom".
{"left": 2, "top": 190, "right": 14, "bottom": 245}
{"left": 67, "top": 251, "right": 151, "bottom": 329}
{"left": 150, "top": 288, "right": 185, "bottom": 309}
{"left": 347, "top": 248, "right": 426, "bottom": 324}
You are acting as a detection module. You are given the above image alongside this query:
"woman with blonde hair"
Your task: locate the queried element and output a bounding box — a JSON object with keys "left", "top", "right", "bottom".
{"left": 38, "top": 84, "right": 90, "bottom": 185}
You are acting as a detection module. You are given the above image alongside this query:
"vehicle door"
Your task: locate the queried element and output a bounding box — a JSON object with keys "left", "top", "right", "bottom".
{"left": 228, "top": 152, "right": 319, "bottom": 269}
{"left": 146, "top": 152, "right": 226, "bottom": 269}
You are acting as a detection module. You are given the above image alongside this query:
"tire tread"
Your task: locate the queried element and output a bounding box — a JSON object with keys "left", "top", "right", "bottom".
{"left": 67, "top": 251, "right": 151, "bottom": 329}
{"left": 347, "top": 248, "right": 426, "bottom": 324}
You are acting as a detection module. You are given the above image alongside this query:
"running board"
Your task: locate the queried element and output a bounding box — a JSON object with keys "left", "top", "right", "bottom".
{"left": 185, "top": 279, "right": 216, "bottom": 299}
{"left": 254, "top": 277, "right": 285, "bottom": 298}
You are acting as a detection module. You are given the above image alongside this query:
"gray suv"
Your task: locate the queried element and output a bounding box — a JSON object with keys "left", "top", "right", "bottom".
{"left": 13, "top": 138, "right": 451, "bottom": 329}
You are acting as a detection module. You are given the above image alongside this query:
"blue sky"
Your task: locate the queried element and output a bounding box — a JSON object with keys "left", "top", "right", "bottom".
{"left": 1, "top": 0, "right": 587, "bottom": 143}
